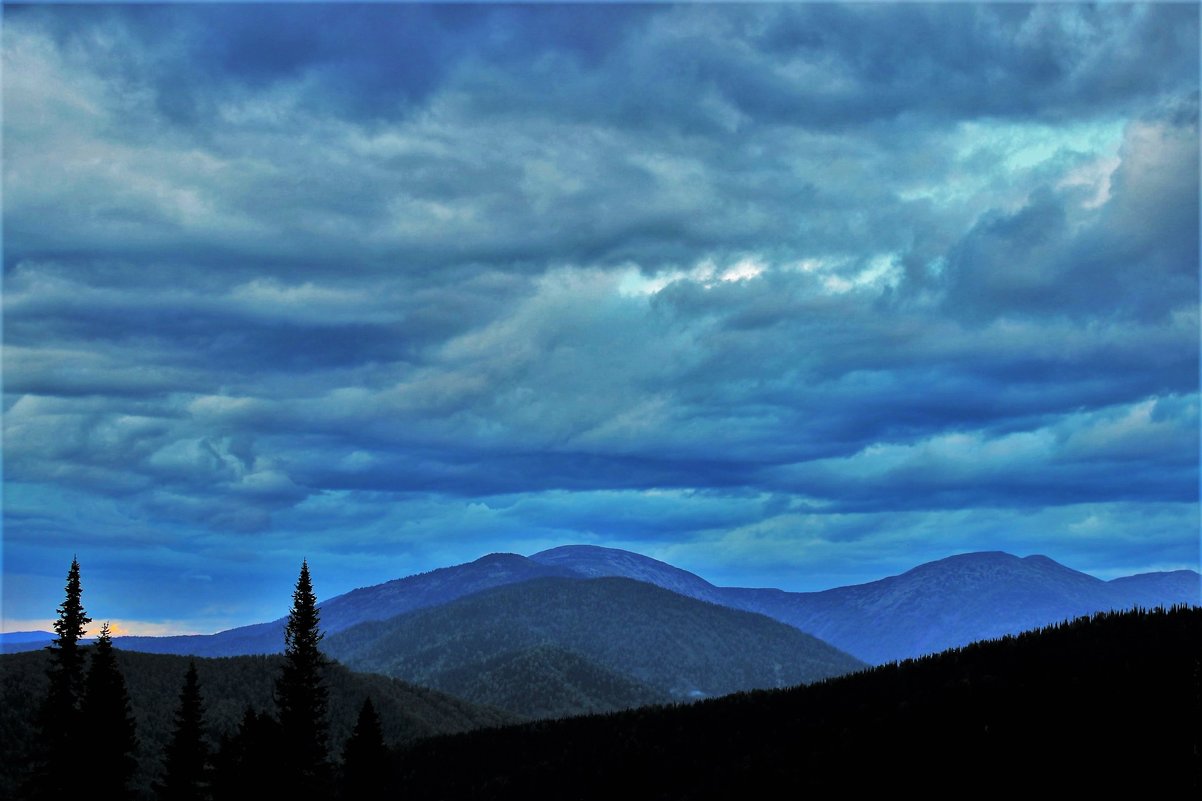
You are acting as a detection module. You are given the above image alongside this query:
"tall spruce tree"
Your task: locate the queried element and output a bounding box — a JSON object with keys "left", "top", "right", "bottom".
{"left": 341, "top": 697, "right": 389, "bottom": 800}
{"left": 276, "top": 560, "right": 332, "bottom": 799}
{"left": 81, "top": 622, "right": 138, "bottom": 793}
{"left": 210, "top": 707, "right": 281, "bottom": 801}
{"left": 156, "top": 662, "right": 210, "bottom": 801}
{"left": 28, "top": 557, "right": 93, "bottom": 799}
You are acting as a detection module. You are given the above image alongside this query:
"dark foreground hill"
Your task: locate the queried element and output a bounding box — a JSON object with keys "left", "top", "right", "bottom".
{"left": 391, "top": 606, "right": 1202, "bottom": 798}
{"left": 0, "top": 648, "right": 511, "bottom": 800}
{"left": 429, "top": 644, "right": 669, "bottom": 720}
{"left": 323, "top": 577, "right": 865, "bottom": 717}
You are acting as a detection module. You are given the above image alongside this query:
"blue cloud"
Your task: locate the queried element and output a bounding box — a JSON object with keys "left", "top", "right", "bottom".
{"left": 2, "top": 3, "right": 1197, "bottom": 631}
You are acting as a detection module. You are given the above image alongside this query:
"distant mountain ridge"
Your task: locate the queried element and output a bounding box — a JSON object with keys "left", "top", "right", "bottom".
{"left": 102, "top": 552, "right": 578, "bottom": 658}
{"left": 0, "top": 630, "right": 55, "bottom": 647}
{"left": 6, "top": 546, "right": 1189, "bottom": 665}
{"left": 531, "top": 545, "right": 729, "bottom": 604}
{"left": 530, "top": 546, "right": 1201, "bottom": 663}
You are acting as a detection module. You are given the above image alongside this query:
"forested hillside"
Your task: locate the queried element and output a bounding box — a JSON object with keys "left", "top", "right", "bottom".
{"left": 391, "top": 606, "right": 1202, "bottom": 797}
{"left": 0, "top": 649, "right": 511, "bottom": 799}
{"left": 323, "top": 576, "right": 865, "bottom": 717}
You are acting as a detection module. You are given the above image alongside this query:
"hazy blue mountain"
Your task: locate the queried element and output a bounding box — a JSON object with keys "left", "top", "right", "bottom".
{"left": 1105, "top": 569, "right": 1201, "bottom": 607}
{"left": 529, "top": 545, "right": 1201, "bottom": 664}
{"left": 313, "top": 552, "right": 578, "bottom": 629}
{"left": 0, "top": 630, "right": 55, "bottom": 653}
{"left": 728, "top": 552, "right": 1115, "bottom": 663}
{"left": 724, "top": 554, "right": 1201, "bottom": 663}
{"left": 112, "top": 552, "right": 578, "bottom": 657}
{"left": 116, "top": 623, "right": 284, "bottom": 658}
{"left": 531, "top": 545, "right": 730, "bottom": 605}
{"left": 323, "top": 576, "right": 866, "bottom": 715}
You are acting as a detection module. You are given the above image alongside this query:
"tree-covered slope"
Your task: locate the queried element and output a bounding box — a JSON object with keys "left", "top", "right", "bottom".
{"left": 391, "top": 606, "right": 1202, "bottom": 798}
{"left": 324, "top": 576, "right": 865, "bottom": 712}
{"left": 0, "top": 648, "right": 512, "bottom": 800}
{"left": 430, "top": 644, "right": 669, "bottom": 720}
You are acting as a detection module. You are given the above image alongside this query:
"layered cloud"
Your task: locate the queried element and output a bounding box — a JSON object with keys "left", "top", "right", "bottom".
{"left": 3, "top": 4, "right": 1197, "bottom": 629}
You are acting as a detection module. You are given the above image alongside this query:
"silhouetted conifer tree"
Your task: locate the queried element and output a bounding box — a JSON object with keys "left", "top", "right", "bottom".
{"left": 81, "top": 622, "right": 138, "bottom": 792}
{"left": 341, "top": 697, "right": 389, "bottom": 800}
{"left": 156, "top": 661, "right": 210, "bottom": 801}
{"left": 276, "top": 560, "right": 332, "bottom": 799}
{"left": 28, "top": 557, "right": 93, "bottom": 799}
{"left": 211, "top": 706, "right": 281, "bottom": 801}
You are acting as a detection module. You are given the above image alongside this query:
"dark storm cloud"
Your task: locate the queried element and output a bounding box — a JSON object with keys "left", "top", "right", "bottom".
{"left": 743, "top": 4, "right": 1195, "bottom": 124}
{"left": 3, "top": 3, "right": 1198, "bottom": 630}
{"left": 20, "top": 3, "right": 1190, "bottom": 128}
{"left": 7, "top": 3, "right": 1197, "bottom": 278}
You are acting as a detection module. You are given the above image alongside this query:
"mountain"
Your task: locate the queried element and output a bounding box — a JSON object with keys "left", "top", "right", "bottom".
{"left": 0, "top": 647, "right": 512, "bottom": 800}
{"left": 1106, "top": 569, "right": 1201, "bottom": 606}
{"left": 111, "top": 552, "right": 578, "bottom": 657}
{"left": 79, "top": 545, "right": 1197, "bottom": 666}
{"left": 530, "top": 545, "right": 1202, "bottom": 663}
{"left": 531, "top": 545, "right": 730, "bottom": 605}
{"left": 323, "top": 576, "right": 866, "bottom": 716}
{"left": 391, "top": 606, "right": 1202, "bottom": 798}
{"left": 0, "top": 631, "right": 54, "bottom": 653}
{"left": 723, "top": 552, "right": 1200, "bottom": 663}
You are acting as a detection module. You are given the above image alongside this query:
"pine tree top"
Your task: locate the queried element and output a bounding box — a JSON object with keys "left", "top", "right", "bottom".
{"left": 95, "top": 622, "right": 114, "bottom": 652}
{"left": 84, "top": 622, "right": 130, "bottom": 699}
{"left": 284, "top": 559, "right": 324, "bottom": 661}
{"left": 174, "top": 661, "right": 205, "bottom": 725}
{"left": 51, "top": 557, "right": 92, "bottom": 649}
{"left": 353, "top": 697, "right": 382, "bottom": 739}
{"left": 276, "top": 561, "right": 332, "bottom": 793}
{"left": 183, "top": 661, "right": 201, "bottom": 692}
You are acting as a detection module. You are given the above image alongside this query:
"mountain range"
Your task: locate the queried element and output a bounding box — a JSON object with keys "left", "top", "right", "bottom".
{"left": 531, "top": 546, "right": 1201, "bottom": 663}
{"left": 65, "top": 546, "right": 1197, "bottom": 665}
{"left": 4, "top": 546, "right": 1196, "bottom": 720}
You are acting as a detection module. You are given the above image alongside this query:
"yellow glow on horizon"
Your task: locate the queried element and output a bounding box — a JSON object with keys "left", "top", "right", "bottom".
{"left": 102, "top": 620, "right": 208, "bottom": 637}
{"left": 0, "top": 619, "right": 207, "bottom": 637}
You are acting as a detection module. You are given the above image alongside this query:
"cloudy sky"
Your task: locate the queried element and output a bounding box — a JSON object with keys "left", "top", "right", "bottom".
{"left": 3, "top": 3, "right": 1198, "bottom": 635}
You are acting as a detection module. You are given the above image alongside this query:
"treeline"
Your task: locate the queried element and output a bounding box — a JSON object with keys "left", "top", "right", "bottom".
{"left": 0, "top": 647, "right": 510, "bottom": 795}
{"left": 16, "top": 559, "right": 398, "bottom": 801}
{"left": 389, "top": 605, "right": 1202, "bottom": 797}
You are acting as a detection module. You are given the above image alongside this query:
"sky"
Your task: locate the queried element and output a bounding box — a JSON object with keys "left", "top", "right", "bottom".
{"left": 2, "top": 2, "right": 1199, "bottom": 635}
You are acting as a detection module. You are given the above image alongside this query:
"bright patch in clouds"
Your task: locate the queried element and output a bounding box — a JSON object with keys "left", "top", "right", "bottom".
{"left": 618, "top": 257, "right": 767, "bottom": 298}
